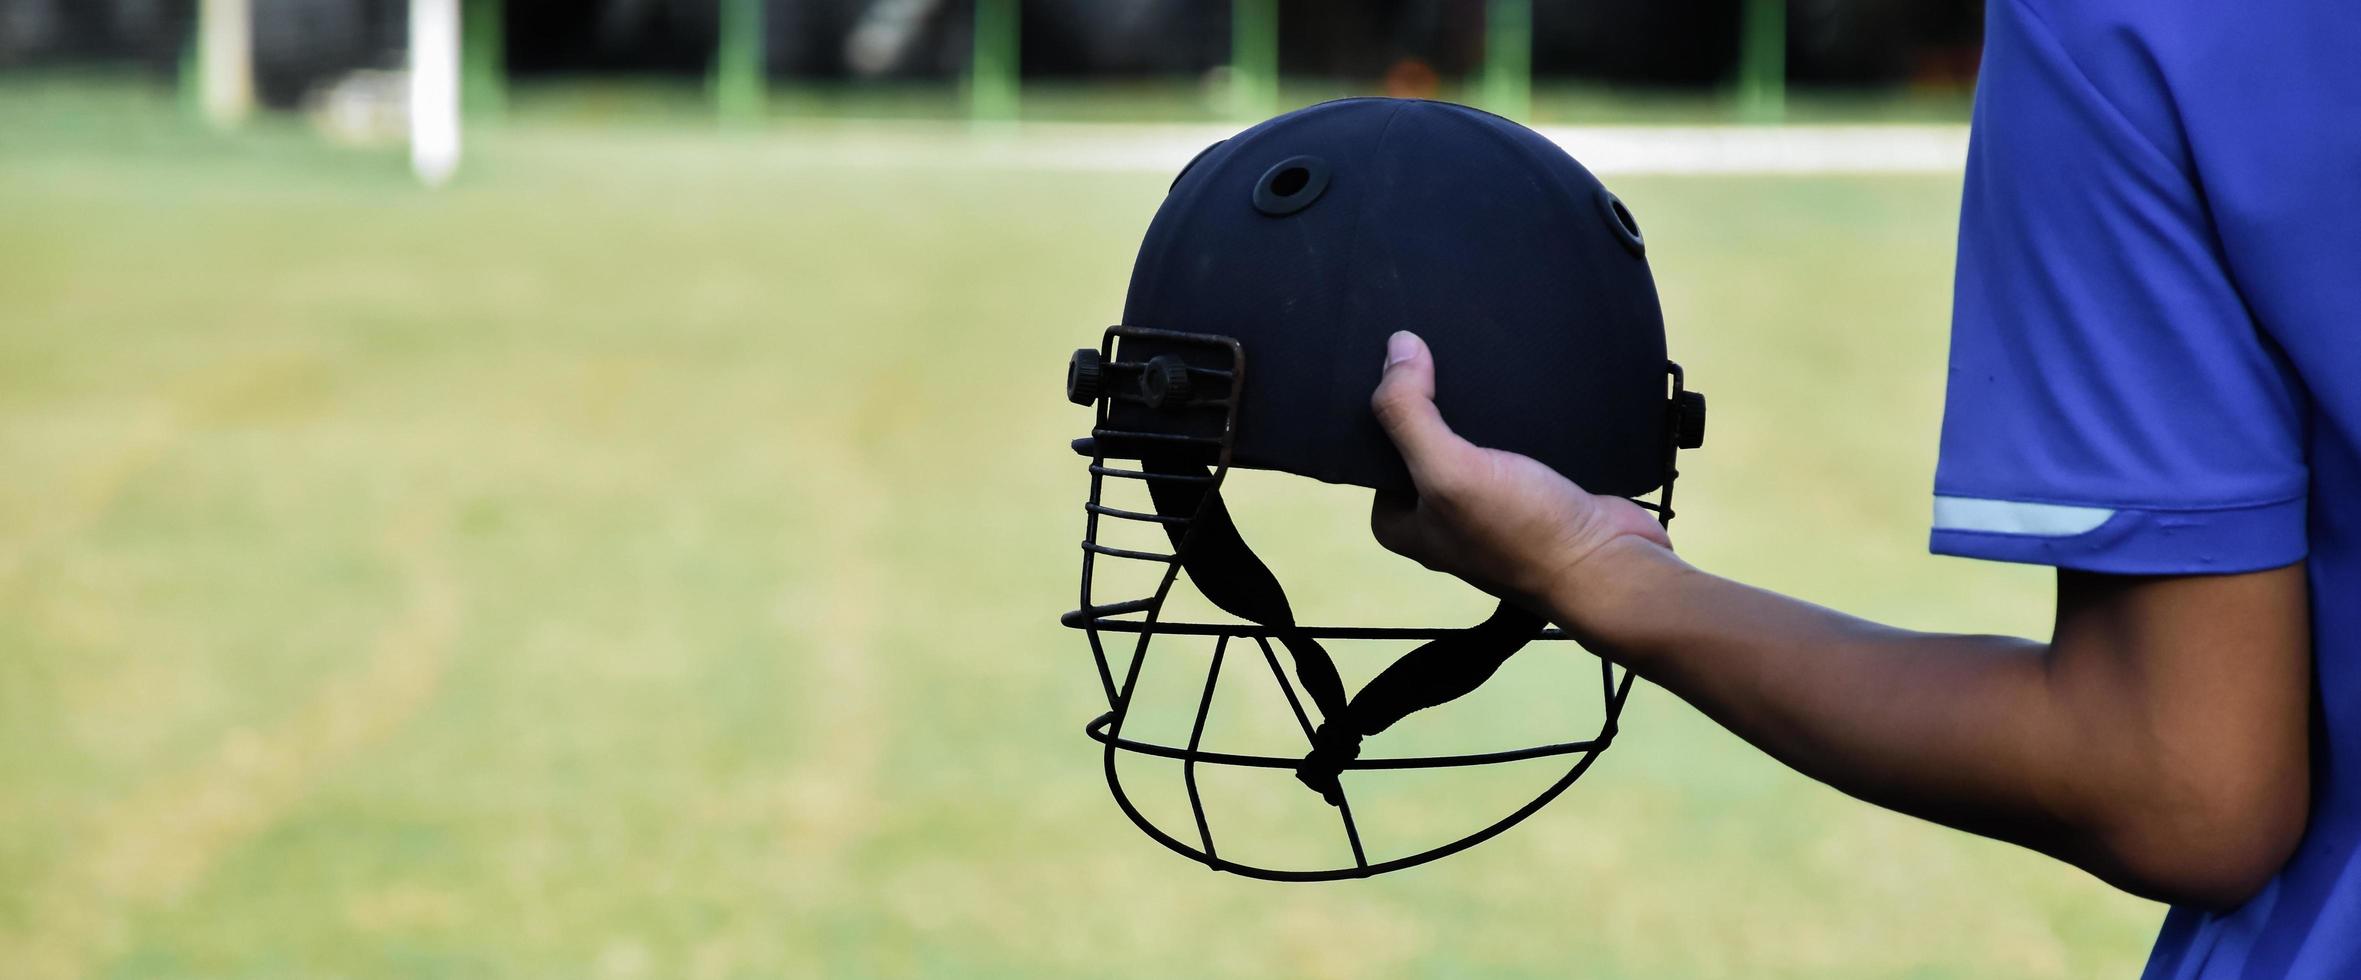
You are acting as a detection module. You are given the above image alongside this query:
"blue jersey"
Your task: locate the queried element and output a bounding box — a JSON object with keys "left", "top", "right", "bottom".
{"left": 1932, "top": 0, "right": 2361, "bottom": 975}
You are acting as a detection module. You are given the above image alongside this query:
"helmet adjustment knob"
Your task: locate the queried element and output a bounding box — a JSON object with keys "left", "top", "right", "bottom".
{"left": 1673, "top": 390, "right": 1707, "bottom": 450}
{"left": 1066, "top": 348, "right": 1105, "bottom": 406}
{"left": 1140, "top": 355, "right": 1193, "bottom": 409}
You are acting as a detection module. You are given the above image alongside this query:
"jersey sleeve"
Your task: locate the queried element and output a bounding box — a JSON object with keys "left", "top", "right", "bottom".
{"left": 1929, "top": 0, "right": 2309, "bottom": 574}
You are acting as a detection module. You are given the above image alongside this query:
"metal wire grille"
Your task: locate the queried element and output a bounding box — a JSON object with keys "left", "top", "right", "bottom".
{"left": 1065, "top": 325, "right": 1683, "bottom": 882}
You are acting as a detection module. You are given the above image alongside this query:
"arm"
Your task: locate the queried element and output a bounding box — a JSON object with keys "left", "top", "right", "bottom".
{"left": 1369, "top": 331, "right": 2311, "bottom": 909}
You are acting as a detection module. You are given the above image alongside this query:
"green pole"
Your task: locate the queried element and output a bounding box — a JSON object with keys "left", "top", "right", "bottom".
{"left": 970, "top": 0, "right": 1019, "bottom": 124}
{"left": 714, "top": 0, "right": 766, "bottom": 125}
{"left": 1229, "top": 0, "right": 1277, "bottom": 120}
{"left": 1479, "top": 0, "right": 1531, "bottom": 121}
{"left": 179, "top": 25, "right": 203, "bottom": 121}
{"left": 1738, "top": 0, "right": 1785, "bottom": 122}
{"left": 462, "top": 0, "right": 505, "bottom": 119}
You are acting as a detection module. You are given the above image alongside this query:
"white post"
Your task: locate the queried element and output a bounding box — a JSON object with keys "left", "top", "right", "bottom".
{"left": 410, "top": 0, "right": 463, "bottom": 187}
{"left": 197, "top": 0, "right": 254, "bottom": 127}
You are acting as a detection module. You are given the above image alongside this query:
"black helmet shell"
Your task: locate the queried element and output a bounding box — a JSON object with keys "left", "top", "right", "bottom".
{"left": 1114, "top": 97, "right": 1671, "bottom": 498}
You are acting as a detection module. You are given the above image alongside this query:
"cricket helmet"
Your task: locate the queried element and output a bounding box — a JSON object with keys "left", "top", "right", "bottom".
{"left": 1063, "top": 98, "right": 1705, "bottom": 881}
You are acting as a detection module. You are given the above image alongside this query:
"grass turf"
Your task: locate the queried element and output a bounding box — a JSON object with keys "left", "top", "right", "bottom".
{"left": 0, "top": 79, "right": 2152, "bottom": 979}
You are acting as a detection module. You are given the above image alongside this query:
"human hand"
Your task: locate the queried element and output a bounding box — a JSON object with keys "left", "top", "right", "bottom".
{"left": 1367, "top": 331, "right": 1672, "bottom": 612}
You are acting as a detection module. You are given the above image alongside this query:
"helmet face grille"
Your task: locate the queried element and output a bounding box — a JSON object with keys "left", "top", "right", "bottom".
{"left": 1065, "top": 325, "right": 1690, "bottom": 881}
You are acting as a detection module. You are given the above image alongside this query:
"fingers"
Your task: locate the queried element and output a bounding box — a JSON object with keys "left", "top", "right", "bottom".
{"left": 1370, "top": 331, "right": 1479, "bottom": 493}
{"left": 1369, "top": 488, "right": 1449, "bottom": 573}
{"left": 1368, "top": 487, "right": 1422, "bottom": 555}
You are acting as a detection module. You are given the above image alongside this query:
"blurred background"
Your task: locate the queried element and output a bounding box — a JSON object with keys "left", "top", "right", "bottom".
{"left": 1, "top": 2, "right": 2158, "bottom": 978}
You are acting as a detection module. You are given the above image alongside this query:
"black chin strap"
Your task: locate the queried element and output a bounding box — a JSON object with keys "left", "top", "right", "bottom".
{"left": 1143, "top": 455, "right": 1548, "bottom": 805}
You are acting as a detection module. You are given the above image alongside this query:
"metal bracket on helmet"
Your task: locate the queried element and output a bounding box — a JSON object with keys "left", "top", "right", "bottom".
{"left": 1641, "top": 361, "right": 1704, "bottom": 529}
{"left": 1063, "top": 326, "right": 1697, "bottom": 881}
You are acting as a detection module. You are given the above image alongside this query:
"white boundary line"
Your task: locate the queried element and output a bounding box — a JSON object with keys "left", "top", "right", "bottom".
{"left": 1536, "top": 124, "right": 1968, "bottom": 176}
{"left": 758, "top": 122, "right": 1969, "bottom": 176}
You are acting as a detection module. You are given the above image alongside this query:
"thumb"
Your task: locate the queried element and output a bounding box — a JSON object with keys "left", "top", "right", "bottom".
{"left": 1371, "top": 331, "right": 1477, "bottom": 489}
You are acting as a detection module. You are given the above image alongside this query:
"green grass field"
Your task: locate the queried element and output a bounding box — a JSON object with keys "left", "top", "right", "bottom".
{"left": 0, "top": 79, "right": 2154, "bottom": 978}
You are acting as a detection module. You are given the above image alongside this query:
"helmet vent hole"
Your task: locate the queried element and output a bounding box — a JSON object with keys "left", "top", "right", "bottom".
{"left": 1598, "top": 190, "right": 1646, "bottom": 257}
{"left": 1609, "top": 198, "right": 1639, "bottom": 237}
{"left": 1253, "top": 156, "right": 1331, "bottom": 216}
{"left": 1270, "top": 166, "right": 1311, "bottom": 197}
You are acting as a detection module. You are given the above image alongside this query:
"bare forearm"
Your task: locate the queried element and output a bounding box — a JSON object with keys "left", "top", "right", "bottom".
{"left": 1553, "top": 541, "right": 2086, "bottom": 856}
{"left": 1546, "top": 538, "right": 2309, "bottom": 906}
{"left": 1363, "top": 332, "right": 2308, "bottom": 906}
